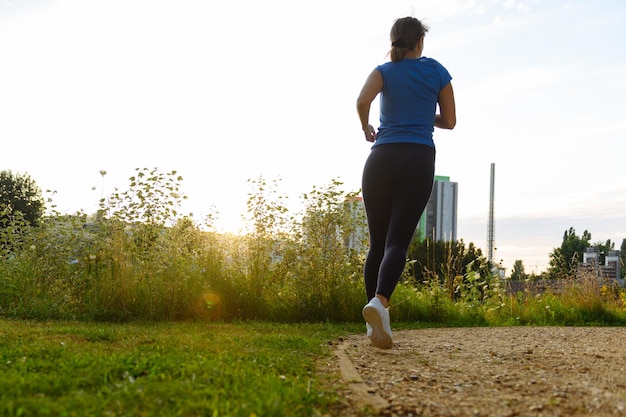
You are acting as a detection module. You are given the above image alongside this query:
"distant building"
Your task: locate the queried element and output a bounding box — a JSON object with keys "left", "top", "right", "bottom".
{"left": 417, "top": 175, "right": 458, "bottom": 242}
{"left": 348, "top": 176, "right": 459, "bottom": 252}
{"left": 344, "top": 196, "right": 367, "bottom": 253}
{"left": 580, "top": 247, "right": 623, "bottom": 286}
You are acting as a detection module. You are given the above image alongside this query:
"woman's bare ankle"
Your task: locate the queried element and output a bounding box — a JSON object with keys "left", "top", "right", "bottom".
{"left": 375, "top": 294, "right": 388, "bottom": 308}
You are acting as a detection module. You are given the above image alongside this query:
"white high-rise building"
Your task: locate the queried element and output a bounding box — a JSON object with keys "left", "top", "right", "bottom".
{"left": 417, "top": 175, "right": 458, "bottom": 242}
{"left": 344, "top": 196, "right": 368, "bottom": 252}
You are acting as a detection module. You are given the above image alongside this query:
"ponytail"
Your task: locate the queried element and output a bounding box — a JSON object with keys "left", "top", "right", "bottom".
{"left": 389, "top": 17, "right": 428, "bottom": 62}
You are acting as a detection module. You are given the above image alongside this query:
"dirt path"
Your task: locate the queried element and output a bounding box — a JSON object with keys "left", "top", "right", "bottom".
{"left": 325, "top": 327, "right": 626, "bottom": 416}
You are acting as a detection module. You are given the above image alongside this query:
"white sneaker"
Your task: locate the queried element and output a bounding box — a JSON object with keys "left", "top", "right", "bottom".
{"left": 362, "top": 297, "right": 393, "bottom": 349}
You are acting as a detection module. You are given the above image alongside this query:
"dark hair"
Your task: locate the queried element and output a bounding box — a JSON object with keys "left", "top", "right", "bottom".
{"left": 389, "top": 17, "right": 429, "bottom": 62}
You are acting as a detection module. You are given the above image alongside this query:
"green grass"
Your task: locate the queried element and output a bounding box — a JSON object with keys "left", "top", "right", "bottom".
{"left": 0, "top": 319, "right": 360, "bottom": 417}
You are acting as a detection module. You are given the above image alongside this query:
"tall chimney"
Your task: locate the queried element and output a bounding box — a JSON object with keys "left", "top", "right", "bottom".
{"left": 487, "top": 163, "right": 495, "bottom": 264}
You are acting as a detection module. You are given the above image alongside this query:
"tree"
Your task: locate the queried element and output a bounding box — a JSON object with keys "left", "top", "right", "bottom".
{"left": 510, "top": 259, "right": 528, "bottom": 281}
{"left": 619, "top": 239, "right": 626, "bottom": 278}
{"left": 101, "top": 167, "right": 188, "bottom": 226}
{"left": 0, "top": 170, "right": 44, "bottom": 227}
{"left": 547, "top": 227, "right": 591, "bottom": 279}
{"left": 406, "top": 236, "right": 489, "bottom": 288}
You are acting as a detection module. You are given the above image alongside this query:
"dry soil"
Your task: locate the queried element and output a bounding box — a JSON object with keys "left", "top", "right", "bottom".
{"left": 322, "top": 327, "right": 626, "bottom": 417}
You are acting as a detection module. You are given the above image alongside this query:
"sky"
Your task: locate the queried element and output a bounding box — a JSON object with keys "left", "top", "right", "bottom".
{"left": 2, "top": 0, "right": 625, "bottom": 274}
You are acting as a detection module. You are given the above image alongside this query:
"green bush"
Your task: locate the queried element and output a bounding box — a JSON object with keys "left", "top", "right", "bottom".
{"left": 1, "top": 168, "right": 626, "bottom": 326}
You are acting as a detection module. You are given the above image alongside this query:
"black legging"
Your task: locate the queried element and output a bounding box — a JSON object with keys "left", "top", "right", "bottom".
{"left": 361, "top": 143, "right": 435, "bottom": 302}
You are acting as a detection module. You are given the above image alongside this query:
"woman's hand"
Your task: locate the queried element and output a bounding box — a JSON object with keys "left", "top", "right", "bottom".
{"left": 363, "top": 124, "right": 376, "bottom": 142}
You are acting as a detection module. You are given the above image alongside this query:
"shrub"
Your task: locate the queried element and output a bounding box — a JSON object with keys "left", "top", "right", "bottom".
{"left": 1, "top": 169, "right": 625, "bottom": 327}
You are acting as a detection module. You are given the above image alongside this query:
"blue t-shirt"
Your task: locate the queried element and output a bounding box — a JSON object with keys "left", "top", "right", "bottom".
{"left": 373, "top": 57, "right": 452, "bottom": 148}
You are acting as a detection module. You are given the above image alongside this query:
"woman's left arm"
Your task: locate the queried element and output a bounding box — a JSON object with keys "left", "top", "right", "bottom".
{"left": 435, "top": 82, "right": 456, "bottom": 130}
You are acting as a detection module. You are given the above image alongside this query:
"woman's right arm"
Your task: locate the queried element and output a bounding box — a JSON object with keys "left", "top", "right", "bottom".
{"left": 357, "top": 69, "right": 383, "bottom": 142}
{"left": 435, "top": 82, "right": 456, "bottom": 129}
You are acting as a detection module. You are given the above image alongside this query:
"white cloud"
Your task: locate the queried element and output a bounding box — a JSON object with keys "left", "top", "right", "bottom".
{"left": 465, "top": 65, "right": 574, "bottom": 98}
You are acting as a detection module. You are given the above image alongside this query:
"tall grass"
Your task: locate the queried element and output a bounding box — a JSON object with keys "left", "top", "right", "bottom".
{"left": 498, "top": 272, "right": 626, "bottom": 326}
{"left": 1, "top": 168, "right": 625, "bottom": 325}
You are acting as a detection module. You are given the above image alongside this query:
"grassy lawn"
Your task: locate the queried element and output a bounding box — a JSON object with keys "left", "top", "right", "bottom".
{"left": 0, "top": 319, "right": 361, "bottom": 417}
